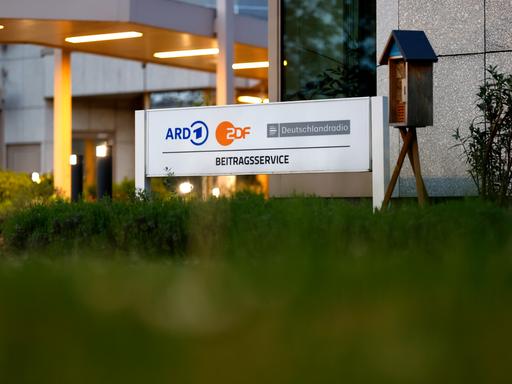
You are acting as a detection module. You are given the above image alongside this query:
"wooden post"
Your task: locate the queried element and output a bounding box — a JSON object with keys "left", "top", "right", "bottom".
{"left": 382, "top": 128, "right": 414, "bottom": 208}
{"left": 410, "top": 129, "right": 428, "bottom": 206}
{"left": 381, "top": 127, "right": 429, "bottom": 209}
{"left": 399, "top": 128, "right": 429, "bottom": 203}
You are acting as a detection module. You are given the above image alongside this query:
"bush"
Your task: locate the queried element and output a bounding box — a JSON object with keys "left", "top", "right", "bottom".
{"left": 113, "top": 179, "right": 137, "bottom": 202}
{"left": 1, "top": 197, "right": 512, "bottom": 383}
{"left": 455, "top": 66, "right": 512, "bottom": 203}
{"left": 1, "top": 199, "right": 190, "bottom": 254}
{"left": 0, "top": 171, "right": 55, "bottom": 217}
{"left": 2, "top": 195, "right": 511, "bottom": 265}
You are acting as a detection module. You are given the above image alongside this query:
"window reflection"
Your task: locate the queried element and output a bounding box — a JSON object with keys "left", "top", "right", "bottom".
{"left": 150, "top": 90, "right": 215, "bottom": 109}
{"left": 281, "top": 0, "right": 376, "bottom": 100}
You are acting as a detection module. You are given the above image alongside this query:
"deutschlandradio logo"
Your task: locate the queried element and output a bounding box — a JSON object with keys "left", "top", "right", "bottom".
{"left": 216, "top": 121, "right": 251, "bottom": 146}
{"left": 165, "top": 120, "right": 209, "bottom": 146}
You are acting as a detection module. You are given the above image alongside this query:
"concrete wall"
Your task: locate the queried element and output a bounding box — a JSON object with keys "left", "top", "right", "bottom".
{"left": 42, "top": 50, "right": 219, "bottom": 98}
{"left": 377, "top": 0, "right": 511, "bottom": 197}
{"left": 1, "top": 0, "right": 132, "bottom": 22}
{"left": 0, "top": 45, "right": 51, "bottom": 173}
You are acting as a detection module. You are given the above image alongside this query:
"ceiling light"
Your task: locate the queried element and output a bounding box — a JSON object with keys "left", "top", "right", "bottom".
{"left": 69, "top": 154, "right": 78, "bottom": 166}
{"left": 232, "top": 61, "right": 269, "bottom": 70}
{"left": 154, "top": 48, "right": 219, "bottom": 59}
{"left": 65, "top": 31, "right": 143, "bottom": 44}
{"left": 0, "top": 25, "right": 4, "bottom": 30}
{"left": 238, "top": 95, "right": 266, "bottom": 104}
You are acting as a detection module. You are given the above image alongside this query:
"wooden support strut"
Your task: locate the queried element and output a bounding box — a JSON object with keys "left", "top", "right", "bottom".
{"left": 381, "top": 127, "right": 429, "bottom": 209}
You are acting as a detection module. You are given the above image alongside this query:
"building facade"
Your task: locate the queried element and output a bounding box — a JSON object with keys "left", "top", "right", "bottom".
{"left": 269, "top": 0, "right": 511, "bottom": 198}
{"left": 2, "top": 0, "right": 512, "bottom": 198}
{"left": 0, "top": 0, "right": 267, "bottom": 196}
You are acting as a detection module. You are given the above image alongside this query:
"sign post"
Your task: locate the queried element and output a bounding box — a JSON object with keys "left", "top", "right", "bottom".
{"left": 135, "top": 96, "right": 389, "bottom": 210}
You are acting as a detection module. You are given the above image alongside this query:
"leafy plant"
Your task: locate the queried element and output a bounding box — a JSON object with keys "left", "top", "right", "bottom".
{"left": 113, "top": 178, "right": 137, "bottom": 202}
{"left": 454, "top": 66, "right": 512, "bottom": 204}
{"left": 0, "top": 171, "right": 55, "bottom": 217}
{"left": 287, "top": 64, "right": 360, "bottom": 100}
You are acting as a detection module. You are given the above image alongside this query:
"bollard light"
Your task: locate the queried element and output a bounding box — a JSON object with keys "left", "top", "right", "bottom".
{"left": 178, "top": 182, "right": 194, "bottom": 195}
{"left": 211, "top": 187, "right": 220, "bottom": 198}
{"left": 31, "top": 172, "right": 41, "bottom": 184}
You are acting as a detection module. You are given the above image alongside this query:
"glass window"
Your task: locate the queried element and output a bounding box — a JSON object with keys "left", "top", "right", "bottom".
{"left": 281, "top": 0, "right": 376, "bottom": 100}
{"left": 150, "top": 90, "right": 215, "bottom": 109}
{"left": 176, "top": 0, "right": 268, "bottom": 19}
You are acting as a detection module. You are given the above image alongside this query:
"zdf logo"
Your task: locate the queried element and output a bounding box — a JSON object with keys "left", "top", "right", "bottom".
{"left": 215, "top": 121, "right": 251, "bottom": 146}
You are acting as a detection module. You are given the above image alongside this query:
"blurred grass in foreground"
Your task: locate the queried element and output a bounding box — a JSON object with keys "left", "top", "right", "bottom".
{"left": 1, "top": 197, "right": 512, "bottom": 383}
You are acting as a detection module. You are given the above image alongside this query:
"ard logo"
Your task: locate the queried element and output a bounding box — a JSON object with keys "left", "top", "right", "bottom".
{"left": 165, "top": 120, "right": 209, "bottom": 146}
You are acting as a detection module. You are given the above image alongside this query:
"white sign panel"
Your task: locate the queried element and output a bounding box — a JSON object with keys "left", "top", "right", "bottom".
{"left": 143, "top": 97, "right": 371, "bottom": 177}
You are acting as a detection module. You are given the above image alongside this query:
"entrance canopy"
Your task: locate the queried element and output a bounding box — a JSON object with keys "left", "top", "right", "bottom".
{"left": 0, "top": 0, "right": 268, "bottom": 79}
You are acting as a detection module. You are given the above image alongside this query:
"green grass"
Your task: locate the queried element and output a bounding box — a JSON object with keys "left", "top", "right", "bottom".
{"left": 1, "top": 197, "right": 512, "bottom": 383}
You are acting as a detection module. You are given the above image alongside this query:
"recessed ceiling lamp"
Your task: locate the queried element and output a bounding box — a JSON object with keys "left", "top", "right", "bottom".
{"left": 154, "top": 48, "right": 220, "bottom": 59}
{"left": 0, "top": 25, "right": 5, "bottom": 30}
{"left": 232, "top": 61, "right": 269, "bottom": 70}
{"left": 65, "top": 31, "right": 143, "bottom": 44}
{"left": 237, "top": 96, "right": 269, "bottom": 104}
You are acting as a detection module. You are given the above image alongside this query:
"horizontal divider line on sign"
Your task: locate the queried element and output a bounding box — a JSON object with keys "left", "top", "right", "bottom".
{"left": 162, "top": 145, "right": 351, "bottom": 155}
